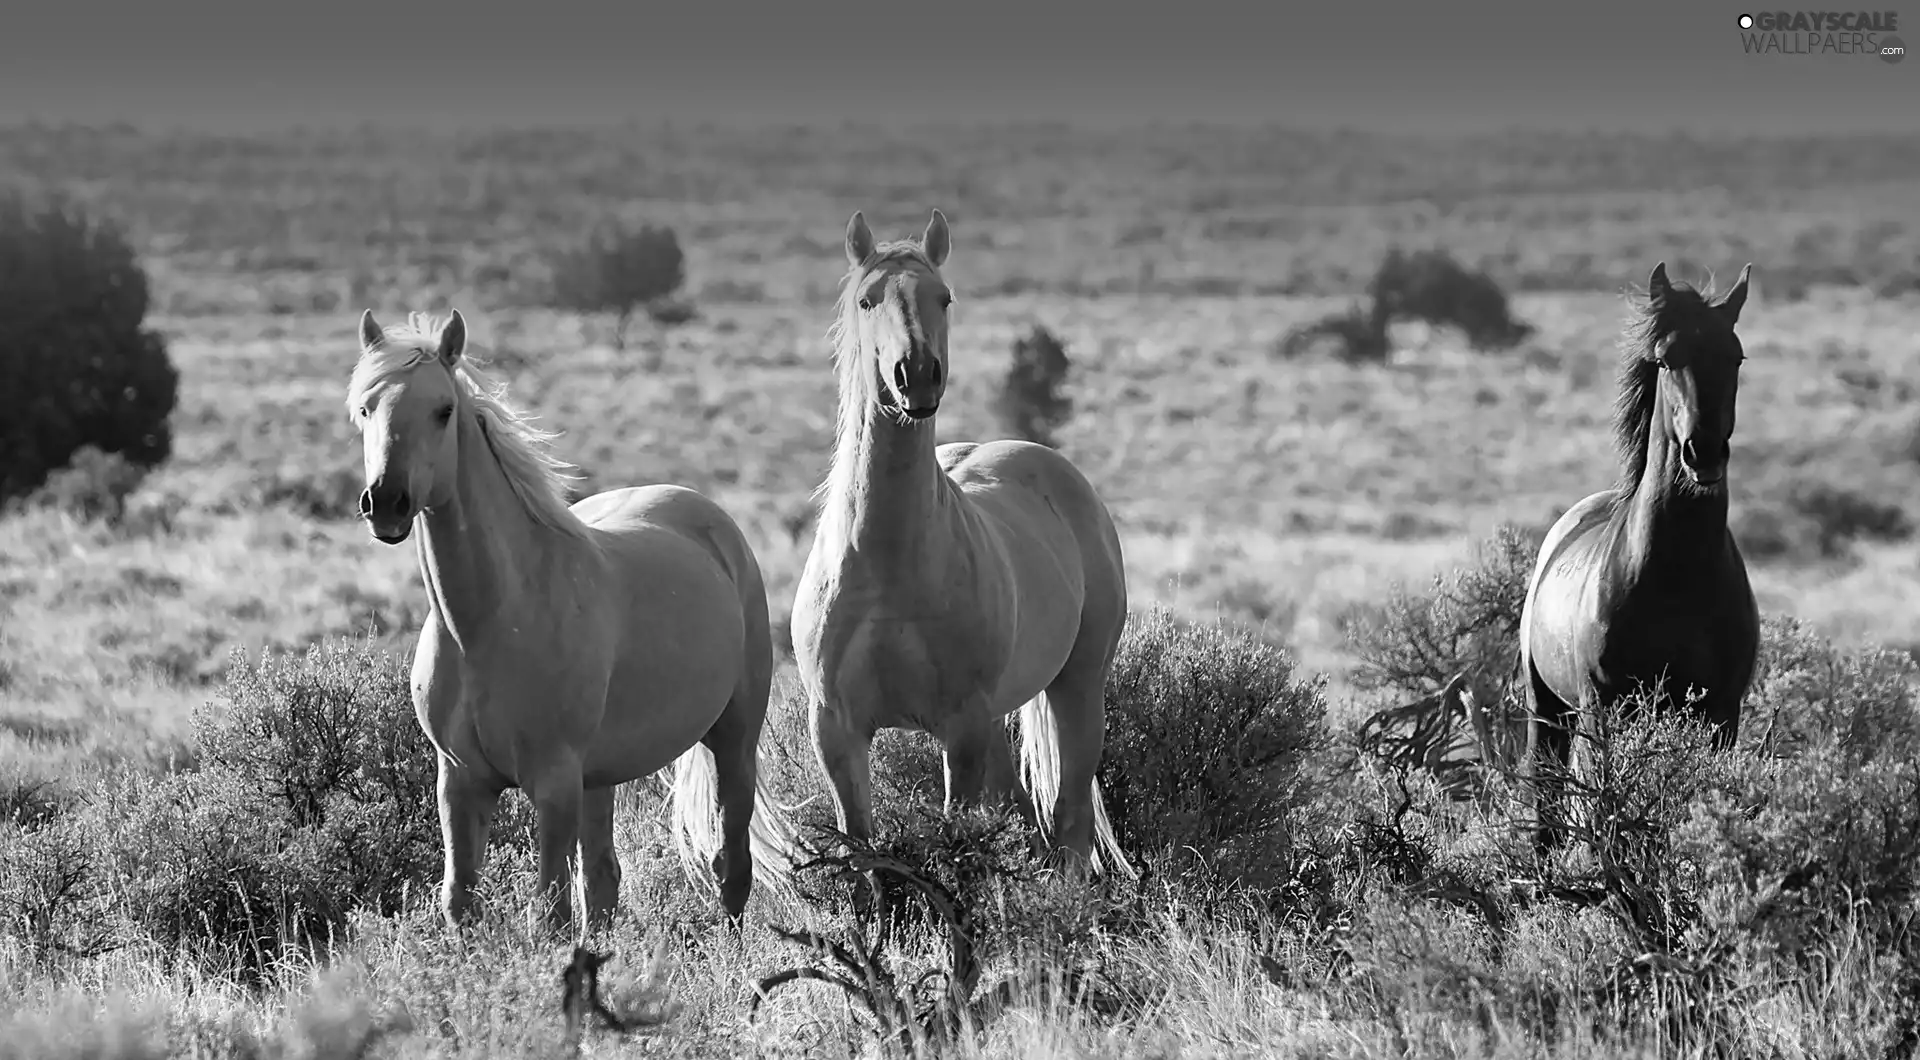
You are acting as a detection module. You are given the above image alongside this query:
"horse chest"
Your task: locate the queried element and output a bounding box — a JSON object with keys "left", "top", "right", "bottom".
{"left": 809, "top": 591, "right": 1009, "bottom": 730}
{"left": 1591, "top": 595, "right": 1741, "bottom": 708}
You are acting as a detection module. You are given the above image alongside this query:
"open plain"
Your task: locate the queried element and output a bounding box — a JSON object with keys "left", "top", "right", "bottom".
{"left": 3, "top": 122, "right": 1920, "bottom": 1057}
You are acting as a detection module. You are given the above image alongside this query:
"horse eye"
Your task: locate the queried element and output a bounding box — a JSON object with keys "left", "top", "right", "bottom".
{"left": 436, "top": 405, "right": 455, "bottom": 424}
{"left": 857, "top": 296, "right": 874, "bottom": 311}
{"left": 941, "top": 293, "right": 954, "bottom": 309}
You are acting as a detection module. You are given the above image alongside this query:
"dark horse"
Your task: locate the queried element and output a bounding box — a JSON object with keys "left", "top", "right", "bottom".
{"left": 1519, "top": 261, "right": 1760, "bottom": 848}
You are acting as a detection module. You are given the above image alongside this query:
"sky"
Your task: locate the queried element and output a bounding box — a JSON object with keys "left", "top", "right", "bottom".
{"left": 0, "top": 0, "right": 1912, "bottom": 133}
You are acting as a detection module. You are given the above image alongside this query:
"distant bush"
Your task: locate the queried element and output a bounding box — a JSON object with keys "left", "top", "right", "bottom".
{"left": 1370, "top": 247, "right": 1534, "bottom": 351}
{"left": 1737, "top": 484, "right": 1915, "bottom": 564}
{"left": 548, "top": 223, "right": 689, "bottom": 350}
{"left": 0, "top": 191, "right": 178, "bottom": 506}
{"left": 1097, "top": 608, "right": 1327, "bottom": 886}
{"left": 1274, "top": 302, "right": 1389, "bottom": 364}
{"left": 1276, "top": 246, "right": 1532, "bottom": 363}
{"left": 19, "top": 445, "right": 148, "bottom": 524}
{"left": 993, "top": 324, "right": 1074, "bottom": 447}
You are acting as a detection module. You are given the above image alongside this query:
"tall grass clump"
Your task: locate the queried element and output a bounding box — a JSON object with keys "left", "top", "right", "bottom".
{"left": 992, "top": 324, "right": 1074, "bottom": 448}
{"left": 547, "top": 222, "right": 690, "bottom": 351}
{"left": 0, "top": 191, "right": 178, "bottom": 507}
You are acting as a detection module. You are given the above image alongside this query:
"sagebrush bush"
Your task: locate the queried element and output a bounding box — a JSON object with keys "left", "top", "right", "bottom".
{"left": 1275, "top": 246, "right": 1532, "bottom": 364}
{"left": 1304, "top": 610, "right": 1920, "bottom": 1055}
{"left": 0, "top": 191, "right": 179, "bottom": 505}
{"left": 992, "top": 324, "right": 1074, "bottom": 447}
{"left": 1369, "top": 246, "right": 1534, "bottom": 351}
{"left": 1344, "top": 521, "right": 1540, "bottom": 703}
{"left": 548, "top": 223, "right": 688, "bottom": 350}
{"left": 19, "top": 445, "right": 149, "bottom": 524}
{"left": 1098, "top": 608, "right": 1327, "bottom": 887}
{"left": 1274, "top": 301, "right": 1389, "bottom": 364}
{"left": 60, "top": 638, "right": 538, "bottom": 978}
{"left": 1738, "top": 485, "right": 1916, "bottom": 564}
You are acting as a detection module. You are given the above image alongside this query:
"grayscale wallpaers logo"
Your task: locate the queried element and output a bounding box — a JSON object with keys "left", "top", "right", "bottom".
{"left": 1737, "top": 10, "right": 1905, "bottom": 61}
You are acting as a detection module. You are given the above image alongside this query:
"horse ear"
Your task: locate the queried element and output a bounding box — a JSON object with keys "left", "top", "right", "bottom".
{"left": 923, "top": 209, "right": 950, "bottom": 267}
{"left": 845, "top": 211, "right": 875, "bottom": 268}
{"left": 1719, "top": 263, "right": 1752, "bottom": 325}
{"left": 438, "top": 309, "right": 467, "bottom": 364}
{"left": 359, "top": 309, "right": 384, "bottom": 350}
{"left": 1647, "top": 261, "right": 1672, "bottom": 305}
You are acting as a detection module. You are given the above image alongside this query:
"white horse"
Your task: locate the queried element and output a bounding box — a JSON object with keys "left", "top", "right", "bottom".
{"left": 791, "top": 210, "right": 1133, "bottom": 876}
{"left": 346, "top": 309, "right": 795, "bottom": 933}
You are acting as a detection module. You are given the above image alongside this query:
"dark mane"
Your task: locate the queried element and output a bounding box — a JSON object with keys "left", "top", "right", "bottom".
{"left": 1611, "top": 277, "right": 1724, "bottom": 498}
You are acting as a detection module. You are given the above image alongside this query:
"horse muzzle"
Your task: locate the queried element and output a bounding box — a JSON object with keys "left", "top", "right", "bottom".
{"left": 368, "top": 520, "right": 413, "bottom": 544}
{"left": 359, "top": 487, "right": 416, "bottom": 544}
{"left": 1681, "top": 439, "right": 1729, "bottom": 489}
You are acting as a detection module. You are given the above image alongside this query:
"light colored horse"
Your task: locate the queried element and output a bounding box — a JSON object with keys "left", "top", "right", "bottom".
{"left": 790, "top": 209, "right": 1133, "bottom": 876}
{"left": 345, "top": 309, "right": 795, "bottom": 933}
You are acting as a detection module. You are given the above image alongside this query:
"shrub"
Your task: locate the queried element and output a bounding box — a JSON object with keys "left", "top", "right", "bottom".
{"left": 18, "top": 445, "right": 148, "bottom": 524}
{"left": 548, "top": 223, "right": 687, "bottom": 350}
{"left": 0, "top": 191, "right": 178, "bottom": 505}
{"left": 1274, "top": 246, "right": 1532, "bottom": 364}
{"left": 1344, "top": 522, "right": 1541, "bottom": 702}
{"left": 1736, "top": 486, "right": 1915, "bottom": 564}
{"left": 1097, "top": 608, "right": 1327, "bottom": 886}
{"left": 87, "top": 637, "right": 535, "bottom": 977}
{"left": 1369, "top": 247, "right": 1534, "bottom": 351}
{"left": 1789, "top": 482, "right": 1914, "bottom": 558}
{"left": 992, "top": 324, "right": 1074, "bottom": 447}
{"left": 1274, "top": 302, "right": 1389, "bottom": 364}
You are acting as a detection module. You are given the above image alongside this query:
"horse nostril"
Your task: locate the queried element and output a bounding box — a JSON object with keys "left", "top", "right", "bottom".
{"left": 1682, "top": 440, "right": 1701, "bottom": 467}
{"left": 357, "top": 489, "right": 373, "bottom": 516}
{"left": 893, "top": 362, "right": 910, "bottom": 393}
{"left": 395, "top": 490, "right": 412, "bottom": 516}
{"left": 927, "top": 360, "right": 943, "bottom": 388}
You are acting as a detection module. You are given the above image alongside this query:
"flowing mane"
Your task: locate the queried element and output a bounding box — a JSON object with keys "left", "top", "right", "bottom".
{"left": 346, "top": 312, "right": 591, "bottom": 541}
{"left": 813, "top": 238, "right": 939, "bottom": 509}
{"left": 1610, "top": 276, "right": 1723, "bottom": 500}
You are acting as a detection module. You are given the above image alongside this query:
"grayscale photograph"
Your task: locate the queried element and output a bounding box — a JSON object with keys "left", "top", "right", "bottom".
{"left": 0, "top": 0, "right": 1915, "bottom": 1055}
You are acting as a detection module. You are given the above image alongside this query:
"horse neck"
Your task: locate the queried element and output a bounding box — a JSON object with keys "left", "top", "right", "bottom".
{"left": 819, "top": 401, "right": 950, "bottom": 569}
{"left": 415, "top": 413, "right": 552, "bottom": 646}
{"left": 1616, "top": 407, "right": 1731, "bottom": 582}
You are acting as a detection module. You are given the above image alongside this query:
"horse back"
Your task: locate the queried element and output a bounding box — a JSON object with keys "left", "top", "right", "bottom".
{"left": 940, "top": 439, "right": 1125, "bottom": 587}
{"left": 572, "top": 484, "right": 771, "bottom": 651}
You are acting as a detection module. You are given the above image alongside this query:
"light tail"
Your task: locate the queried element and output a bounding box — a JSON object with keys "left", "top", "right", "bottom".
{"left": 667, "top": 741, "right": 802, "bottom": 901}
{"left": 1017, "top": 691, "right": 1138, "bottom": 880}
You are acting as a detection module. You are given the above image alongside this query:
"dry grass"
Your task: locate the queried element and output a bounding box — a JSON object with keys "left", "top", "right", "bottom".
{"left": 2, "top": 121, "right": 1919, "bottom": 1056}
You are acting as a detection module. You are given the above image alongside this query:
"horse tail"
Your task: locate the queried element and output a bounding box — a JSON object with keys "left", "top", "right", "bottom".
{"left": 667, "top": 745, "right": 721, "bottom": 886}
{"left": 1018, "top": 691, "right": 1138, "bottom": 880}
{"left": 667, "top": 740, "right": 802, "bottom": 899}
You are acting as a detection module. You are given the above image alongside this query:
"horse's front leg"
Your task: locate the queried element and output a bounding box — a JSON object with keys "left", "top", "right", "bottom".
{"left": 811, "top": 696, "right": 885, "bottom": 922}
{"left": 938, "top": 697, "right": 1023, "bottom": 814}
{"left": 437, "top": 754, "right": 503, "bottom": 931}
{"left": 526, "top": 752, "right": 587, "bottom": 936}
